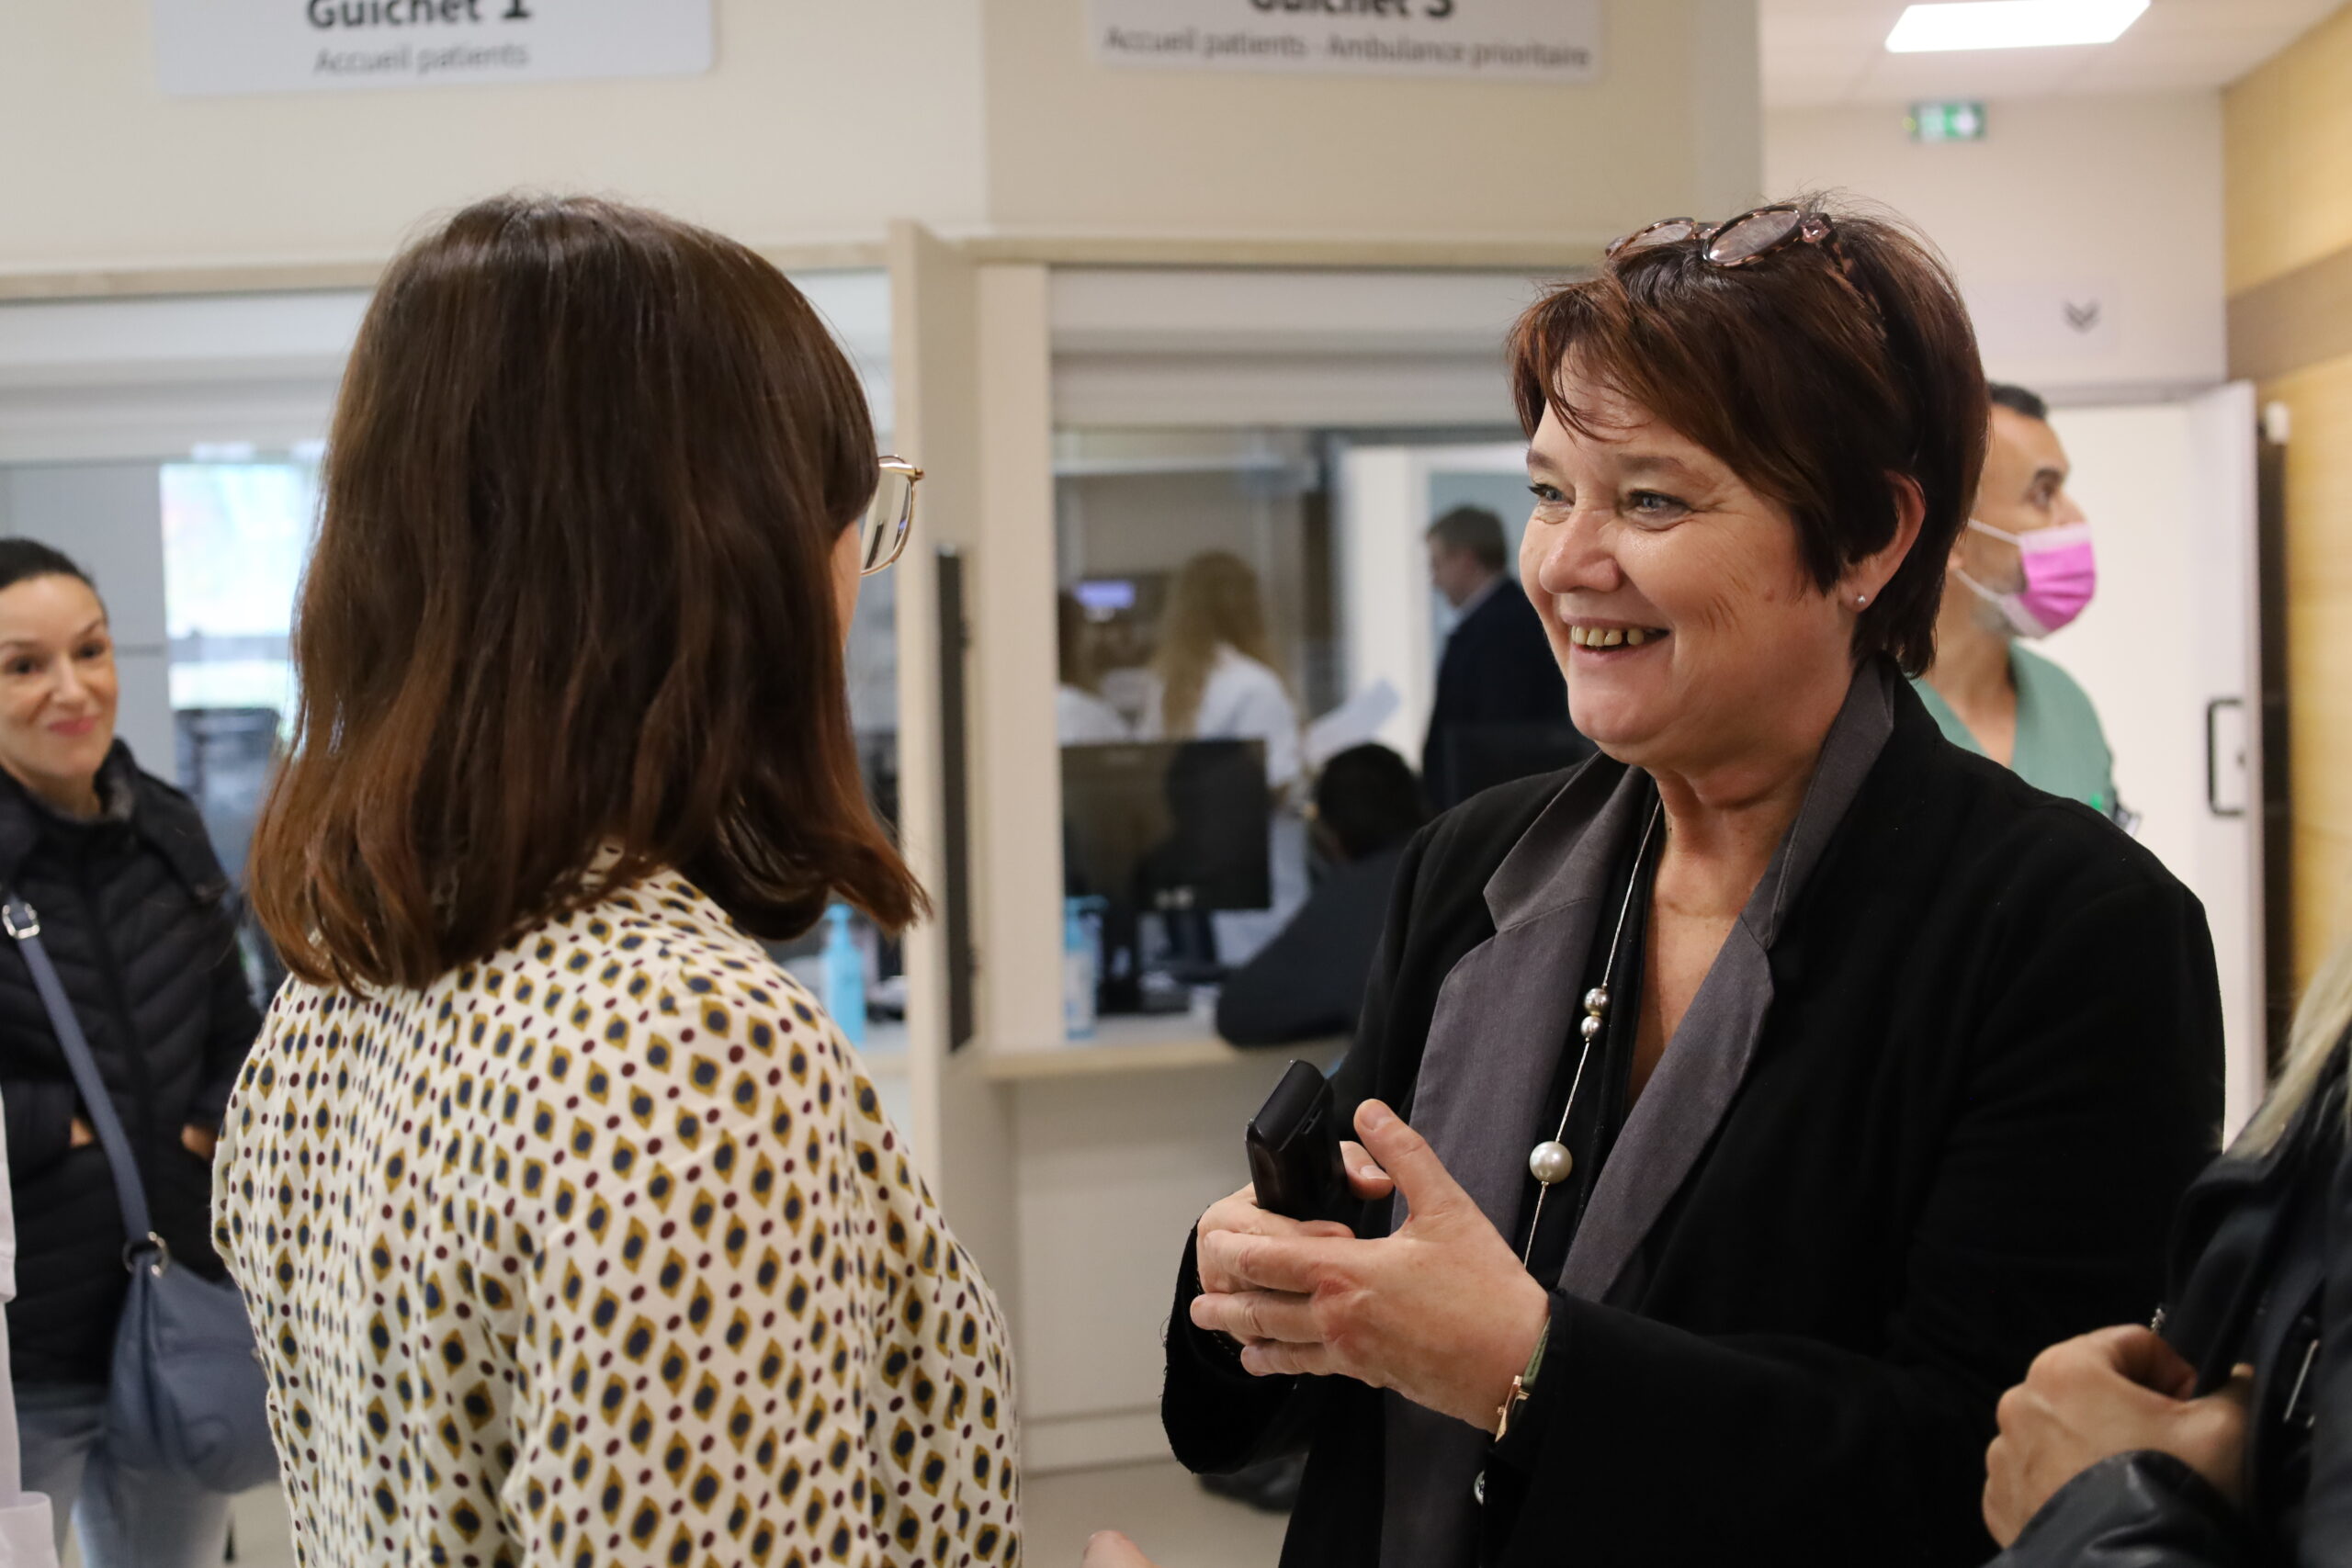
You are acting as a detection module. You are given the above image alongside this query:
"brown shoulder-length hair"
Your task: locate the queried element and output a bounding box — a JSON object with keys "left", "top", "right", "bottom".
{"left": 1508, "top": 197, "right": 1987, "bottom": 675}
{"left": 252, "top": 194, "right": 924, "bottom": 989}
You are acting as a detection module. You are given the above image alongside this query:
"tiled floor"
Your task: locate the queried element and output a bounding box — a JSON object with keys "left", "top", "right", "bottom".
{"left": 71, "top": 1460, "right": 1286, "bottom": 1568}
{"left": 1025, "top": 1460, "right": 1289, "bottom": 1568}
{"left": 51, "top": 1486, "right": 290, "bottom": 1567}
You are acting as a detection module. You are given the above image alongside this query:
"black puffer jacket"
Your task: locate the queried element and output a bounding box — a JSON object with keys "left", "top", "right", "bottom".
{"left": 0, "top": 743, "right": 261, "bottom": 1385}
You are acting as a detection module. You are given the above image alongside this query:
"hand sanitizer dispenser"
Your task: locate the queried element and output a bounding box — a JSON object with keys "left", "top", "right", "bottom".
{"left": 821, "top": 904, "right": 866, "bottom": 1049}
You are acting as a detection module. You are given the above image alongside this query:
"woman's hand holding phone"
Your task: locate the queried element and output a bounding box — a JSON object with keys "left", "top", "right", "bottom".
{"left": 1193, "top": 1142, "right": 1394, "bottom": 1300}
{"left": 1192, "top": 1100, "right": 1550, "bottom": 1431}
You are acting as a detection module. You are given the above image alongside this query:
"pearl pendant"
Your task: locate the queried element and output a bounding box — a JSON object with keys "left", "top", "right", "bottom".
{"left": 1583, "top": 986, "right": 1610, "bottom": 1015}
{"left": 1528, "top": 1140, "right": 1576, "bottom": 1186}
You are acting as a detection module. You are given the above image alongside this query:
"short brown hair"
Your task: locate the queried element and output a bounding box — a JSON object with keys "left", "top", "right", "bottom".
{"left": 1508, "top": 198, "right": 1986, "bottom": 675}
{"left": 253, "top": 195, "right": 924, "bottom": 989}
{"left": 1426, "top": 505, "right": 1508, "bottom": 572}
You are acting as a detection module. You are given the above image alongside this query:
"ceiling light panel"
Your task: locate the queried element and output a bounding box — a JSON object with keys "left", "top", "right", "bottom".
{"left": 1885, "top": 0, "right": 2152, "bottom": 52}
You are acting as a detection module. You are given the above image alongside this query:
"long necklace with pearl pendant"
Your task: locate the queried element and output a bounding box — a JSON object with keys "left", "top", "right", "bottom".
{"left": 1521, "top": 797, "right": 1663, "bottom": 1269}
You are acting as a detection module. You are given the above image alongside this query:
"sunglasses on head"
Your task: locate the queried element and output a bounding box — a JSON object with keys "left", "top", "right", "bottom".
{"left": 1605, "top": 205, "right": 1882, "bottom": 320}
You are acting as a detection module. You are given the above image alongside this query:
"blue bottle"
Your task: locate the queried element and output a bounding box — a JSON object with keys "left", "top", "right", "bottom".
{"left": 821, "top": 904, "right": 866, "bottom": 1049}
{"left": 1064, "top": 896, "right": 1102, "bottom": 1041}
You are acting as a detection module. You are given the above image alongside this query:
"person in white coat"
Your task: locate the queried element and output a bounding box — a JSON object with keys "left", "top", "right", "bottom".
{"left": 1137, "top": 551, "right": 1304, "bottom": 964}
{"left": 1057, "top": 591, "right": 1132, "bottom": 745}
{"left": 0, "top": 1106, "right": 58, "bottom": 1568}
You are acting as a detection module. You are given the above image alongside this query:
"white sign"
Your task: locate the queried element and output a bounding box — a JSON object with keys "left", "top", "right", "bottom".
{"left": 1091, "top": 0, "right": 1600, "bottom": 82}
{"left": 150, "top": 0, "right": 713, "bottom": 97}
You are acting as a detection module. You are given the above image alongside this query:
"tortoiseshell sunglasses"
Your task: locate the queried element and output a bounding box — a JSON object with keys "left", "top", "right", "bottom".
{"left": 1605, "top": 204, "right": 1880, "bottom": 317}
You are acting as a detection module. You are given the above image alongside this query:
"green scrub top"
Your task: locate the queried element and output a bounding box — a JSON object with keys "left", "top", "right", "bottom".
{"left": 1912, "top": 646, "right": 2120, "bottom": 815}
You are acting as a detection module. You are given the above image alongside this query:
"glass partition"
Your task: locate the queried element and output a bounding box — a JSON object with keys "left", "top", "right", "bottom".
{"left": 0, "top": 273, "right": 905, "bottom": 1056}
{"left": 1052, "top": 421, "right": 1577, "bottom": 1029}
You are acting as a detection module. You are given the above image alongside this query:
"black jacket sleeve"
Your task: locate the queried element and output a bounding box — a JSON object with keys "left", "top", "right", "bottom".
{"left": 1481, "top": 876, "right": 2225, "bottom": 1566}
{"left": 186, "top": 908, "right": 262, "bottom": 1132}
{"left": 1163, "top": 828, "right": 1434, "bottom": 1472}
{"left": 1991, "top": 1453, "right": 2253, "bottom": 1566}
{"left": 1995, "top": 1077, "right": 2352, "bottom": 1568}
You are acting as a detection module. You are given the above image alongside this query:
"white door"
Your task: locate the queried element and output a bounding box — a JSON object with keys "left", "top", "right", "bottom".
{"left": 1338, "top": 441, "right": 1533, "bottom": 766}
{"left": 2041, "top": 384, "right": 2265, "bottom": 1135}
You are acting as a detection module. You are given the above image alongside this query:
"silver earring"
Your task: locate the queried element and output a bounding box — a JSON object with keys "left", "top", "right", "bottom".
{"left": 1856, "top": 592, "right": 1870, "bottom": 606}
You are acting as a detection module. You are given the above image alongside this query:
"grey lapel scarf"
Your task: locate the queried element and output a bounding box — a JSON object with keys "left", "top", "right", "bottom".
{"left": 1378, "top": 661, "right": 1898, "bottom": 1568}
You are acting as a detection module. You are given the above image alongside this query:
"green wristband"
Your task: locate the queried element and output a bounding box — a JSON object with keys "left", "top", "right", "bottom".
{"left": 1520, "top": 1317, "right": 1550, "bottom": 1393}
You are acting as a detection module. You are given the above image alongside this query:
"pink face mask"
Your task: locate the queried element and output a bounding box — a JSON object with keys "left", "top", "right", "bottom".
{"left": 1956, "top": 519, "right": 2096, "bottom": 638}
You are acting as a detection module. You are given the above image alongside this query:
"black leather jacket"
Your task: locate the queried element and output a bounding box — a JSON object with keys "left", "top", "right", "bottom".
{"left": 1993, "top": 1039, "right": 2352, "bottom": 1565}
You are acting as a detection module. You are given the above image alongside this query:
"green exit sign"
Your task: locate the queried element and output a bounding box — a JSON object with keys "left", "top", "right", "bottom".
{"left": 1908, "top": 101, "right": 1987, "bottom": 142}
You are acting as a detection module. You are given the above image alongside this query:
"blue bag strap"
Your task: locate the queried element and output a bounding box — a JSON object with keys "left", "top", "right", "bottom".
{"left": 2, "top": 894, "right": 155, "bottom": 1262}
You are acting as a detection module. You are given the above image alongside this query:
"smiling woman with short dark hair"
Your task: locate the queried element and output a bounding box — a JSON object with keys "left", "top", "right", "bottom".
{"left": 1159, "top": 200, "right": 2226, "bottom": 1568}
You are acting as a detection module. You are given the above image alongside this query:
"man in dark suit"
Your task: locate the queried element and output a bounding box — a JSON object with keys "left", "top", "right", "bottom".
{"left": 1421, "top": 504, "right": 1577, "bottom": 809}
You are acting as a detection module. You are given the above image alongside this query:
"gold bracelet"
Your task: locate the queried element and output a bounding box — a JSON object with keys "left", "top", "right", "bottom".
{"left": 1492, "top": 1319, "right": 1550, "bottom": 1441}
{"left": 1493, "top": 1372, "right": 1532, "bottom": 1441}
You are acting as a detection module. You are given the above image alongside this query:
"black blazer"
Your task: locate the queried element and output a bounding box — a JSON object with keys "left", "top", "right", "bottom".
{"left": 1992, "top": 1039, "right": 2352, "bottom": 1566}
{"left": 1216, "top": 845, "right": 1408, "bottom": 1048}
{"left": 1163, "top": 681, "right": 2224, "bottom": 1568}
{"left": 1423, "top": 581, "right": 1571, "bottom": 808}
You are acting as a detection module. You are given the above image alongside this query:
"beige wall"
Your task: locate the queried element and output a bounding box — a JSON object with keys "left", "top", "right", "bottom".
{"left": 980, "top": 0, "right": 1759, "bottom": 243}
{"left": 2267, "top": 352, "right": 2352, "bottom": 976}
{"left": 3, "top": 0, "right": 1754, "bottom": 279}
{"left": 1767, "top": 93, "right": 2226, "bottom": 399}
{"left": 2227, "top": 4, "right": 2352, "bottom": 296}
{"left": 2226, "top": 2, "right": 2352, "bottom": 982}
{"left": 0, "top": 0, "right": 989, "bottom": 276}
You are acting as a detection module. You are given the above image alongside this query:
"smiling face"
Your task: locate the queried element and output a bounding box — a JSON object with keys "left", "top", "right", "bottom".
{"left": 0, "top": 573, "right": 118, "bottom": 808}
{"left": 1521, "top": 370, "right": 1894, "bottom": 781}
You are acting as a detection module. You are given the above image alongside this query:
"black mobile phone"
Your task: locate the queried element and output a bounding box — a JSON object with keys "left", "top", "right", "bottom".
{"left": 1246, "top": 1059, "right": 1350, "bottom": 1223}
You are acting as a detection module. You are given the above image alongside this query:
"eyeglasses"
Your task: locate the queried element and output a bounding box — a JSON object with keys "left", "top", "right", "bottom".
{"left": 1604, "top": 205, "right": 1879, "bottom": 315}
{"left": 860, "top": 457, "right": 921, "bottom": 576}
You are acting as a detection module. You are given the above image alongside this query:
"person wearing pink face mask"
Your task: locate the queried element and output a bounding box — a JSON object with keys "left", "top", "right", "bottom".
{"left": 1915, "top": 382, "right": 2120, "bottom": 818}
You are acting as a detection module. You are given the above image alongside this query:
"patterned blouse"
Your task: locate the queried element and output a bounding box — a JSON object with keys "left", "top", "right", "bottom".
{"left": 213, "top": 870, "right": 1020, "bottom": 1568}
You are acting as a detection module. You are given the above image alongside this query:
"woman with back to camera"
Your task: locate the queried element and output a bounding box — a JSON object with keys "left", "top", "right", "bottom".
{"left": 215, "top": 195, "right": 1019, "bottom": 1567}
{"left": 0, "top": 541, "right": 261, "bottom": 1566}
{"left": 1152, "top": 199, "right": 2225, "bottom": 1568}
{"left": 1976, "top": 926, "right": 2352, "bottom": 1563}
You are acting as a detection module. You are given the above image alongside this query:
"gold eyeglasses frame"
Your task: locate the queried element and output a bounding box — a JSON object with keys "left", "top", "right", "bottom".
{"left": 861, "top": 457, "right": 922, "bottom": 576}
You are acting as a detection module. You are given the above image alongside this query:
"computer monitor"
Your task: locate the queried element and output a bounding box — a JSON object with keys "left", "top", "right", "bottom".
{"left": 1062, "top": 739, "right": 1272, "bottom": 1010}
{"left": 1072, "top": 578, "right": 1137, "bottom": 618}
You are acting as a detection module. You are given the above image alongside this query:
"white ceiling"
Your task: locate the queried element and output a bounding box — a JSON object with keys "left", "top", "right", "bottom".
{"left": 1762, "top": 0, "right": 2345, "bottom": 107}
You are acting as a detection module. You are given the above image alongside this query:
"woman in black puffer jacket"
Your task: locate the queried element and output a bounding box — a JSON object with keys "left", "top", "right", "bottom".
{"left": 0, "top": 540, "right": 261, "bottom": 1567}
